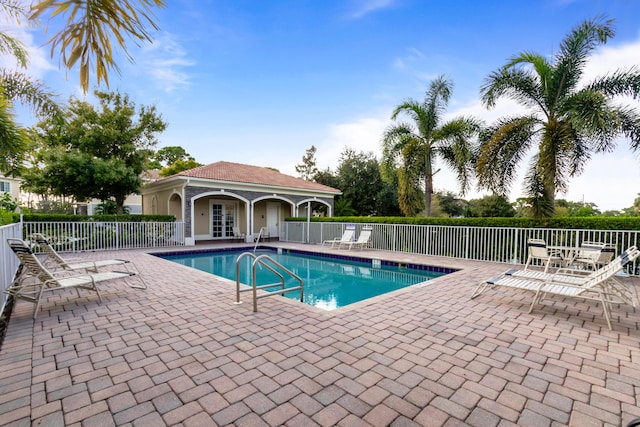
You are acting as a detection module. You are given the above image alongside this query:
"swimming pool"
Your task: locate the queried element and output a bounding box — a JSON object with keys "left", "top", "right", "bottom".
{"left": 156, "top": 248, "right": 455, "bottom": 310}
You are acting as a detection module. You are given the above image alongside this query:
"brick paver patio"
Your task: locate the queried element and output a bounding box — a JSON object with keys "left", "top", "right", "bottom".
{"left": 1, "top": 242, "right": 639, "bottom": 426}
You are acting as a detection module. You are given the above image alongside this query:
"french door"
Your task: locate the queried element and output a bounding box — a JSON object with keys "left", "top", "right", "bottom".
{"left": 210, "top": 201, "right": 238, "bottom": 238}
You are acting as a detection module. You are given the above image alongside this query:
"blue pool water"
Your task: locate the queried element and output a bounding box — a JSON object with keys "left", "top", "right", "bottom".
{"left": 157, "top": 249, "right": 453, "bottom": 310}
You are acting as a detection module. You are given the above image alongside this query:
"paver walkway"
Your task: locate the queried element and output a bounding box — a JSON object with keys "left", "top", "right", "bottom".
{"left": 1, "top": 242, "right": 639, "bottom": 427}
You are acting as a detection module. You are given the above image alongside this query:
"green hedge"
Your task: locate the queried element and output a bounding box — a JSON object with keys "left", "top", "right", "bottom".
{"left": 285, "top": 216, "right": 640, "bottom": 230}
{"left": 14, "top": 213, "right": 176, "bottom": 222}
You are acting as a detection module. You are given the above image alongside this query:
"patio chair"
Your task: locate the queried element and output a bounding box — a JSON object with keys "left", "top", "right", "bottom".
{"left": 524, "top": 238, "right": 564, "bottom": 273}
{"left": 568, "top": 242, "right": 615, "bottom": 271}
{"left": 322, "top": 228, "right": 355, "bottom": 248}
{"left": 339, "top": 227, "right": 372, "bottom": 250}
{"left": 31, "top": 233, "right": 146, "bottom": 289}
{"left": 6, "top": 238, "right": 137, "bottom": 318}
{"left": 471, "top": 246, "right": 639, "bottom": 330}
{"left": 232, "top": 227, "right": 246, "bottom": 243}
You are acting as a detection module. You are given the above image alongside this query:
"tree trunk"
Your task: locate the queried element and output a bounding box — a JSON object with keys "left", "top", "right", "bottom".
{"left": 424, "top": 151, "right": 433, "bottom": 217}
{"left": 115, "top": 196, "right": 126, "bottom": 215}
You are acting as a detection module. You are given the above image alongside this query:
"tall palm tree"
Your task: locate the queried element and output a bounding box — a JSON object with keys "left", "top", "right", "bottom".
{"left": 477, "top": 16, "right": 640, "bottom": 217}
{"left": 381, "top": 75, "right": 481, "bottom": 217}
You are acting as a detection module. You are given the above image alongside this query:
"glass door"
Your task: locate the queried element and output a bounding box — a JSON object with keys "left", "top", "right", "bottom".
{"left": 211, "top": 203, "right": 224, "bottom": 238}
{"left": 224, "top": 203, "right": 236, "bottom": 237}
{"left": 211, "top": 201, "right": 238, "bottom": 238}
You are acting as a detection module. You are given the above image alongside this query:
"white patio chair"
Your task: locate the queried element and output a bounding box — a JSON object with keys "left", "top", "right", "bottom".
{"left": 322, "top": 228, "right": 355, "bottom": 248}
{"left": 339, "top": 227, "right": 372, "bottom": 250}
{"left": 524, "top": 238, "right": 564, "bottom": 272}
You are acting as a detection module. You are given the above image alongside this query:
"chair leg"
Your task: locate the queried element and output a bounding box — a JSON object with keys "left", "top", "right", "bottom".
{"left": 470, "top": 281, "right": 489, "bottom": 299}
{"left": 600, "top": 293, "right": 613, "bottom": 330}
{"left": 524, "top": 255, "right": 532, "bottom": 270}
{"left": 529, "top": 289, "right": 544, "bottom": 314}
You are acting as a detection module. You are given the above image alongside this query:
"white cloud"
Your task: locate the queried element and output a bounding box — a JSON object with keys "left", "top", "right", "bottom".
{"left": 315, "top": 112, "right": 391, "bottom": 171}
{"left": 0, "top": 15, "right": 56, "bottom": 79}
{"left": 345, "top": 0, "right": 398, "bottom": 19}
{"left": 134, "top": 32, "right": 195, "bottom": 93}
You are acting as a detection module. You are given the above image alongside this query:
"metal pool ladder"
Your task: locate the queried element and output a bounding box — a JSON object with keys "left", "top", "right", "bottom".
{"left": 235, "top": 252, "right": 303, "bottom": 312}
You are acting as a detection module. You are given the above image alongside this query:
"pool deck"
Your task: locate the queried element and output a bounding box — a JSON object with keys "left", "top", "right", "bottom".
{"left": 1, "top": 242, "right": 639, "bottom": 427}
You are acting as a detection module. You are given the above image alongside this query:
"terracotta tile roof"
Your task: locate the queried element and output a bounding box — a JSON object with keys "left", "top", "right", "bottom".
{"left": 169, "top": 161, "right": 341, "bottom": 193}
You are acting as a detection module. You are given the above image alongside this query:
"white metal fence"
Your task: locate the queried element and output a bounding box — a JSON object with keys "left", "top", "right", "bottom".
{"left": 1, "top": 222, "right": 22, "bottom": 313}
{"left": 284, "top": 222, "right": 640, "bottom": 276}
{"left": 0, "top": 221, "right": 185, "bottom": 314}
{"left": 22, "top": 221, "right": 186, "bottom": 252}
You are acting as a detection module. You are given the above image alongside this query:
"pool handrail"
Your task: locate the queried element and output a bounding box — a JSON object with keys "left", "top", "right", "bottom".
{"left": 235, "top": 251, "right": 304, "bottom": 312}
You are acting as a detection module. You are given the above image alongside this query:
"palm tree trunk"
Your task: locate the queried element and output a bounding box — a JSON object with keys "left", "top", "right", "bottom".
{"left": 424, "top": 152, "right": 433, "bottom": 217}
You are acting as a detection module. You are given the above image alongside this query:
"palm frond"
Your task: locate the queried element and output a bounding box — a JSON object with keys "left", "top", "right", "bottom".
{"left": 481, "top": 67, "right": 547, "bottom": 115}
{"left": 551, "top": 15, "right": 614, "bottom": 103}
{"left": 476, "top": 115, "right": 539, "bottom": 195}
{"left": 30, "top": 0, "right": 166, "bottom": 93}
{"left": 0, "top": 70, "right": 61, "bottom": 117}
{"left": 0, "top": 93, "right": 29, "bottom": 174}
{"left": 586, "top": 67, "right": 640, "bottom": 99}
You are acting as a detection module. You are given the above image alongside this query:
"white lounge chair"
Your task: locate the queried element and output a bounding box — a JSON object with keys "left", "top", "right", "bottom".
{"left": 32, "top": 233, "right": 146, "bottom": 289}
{"left": 483, "top": 246, "right": 637, "bottom": 293}
{"left": 524, "top": 238, "right": 564, "bottom": 272}
{"left": 471, "top": 246, "right": 639, "bottom": 329}
{"left": 7, "top": 238, "right": 137, "bottom": 318}
{"left": 323, "top": 228, "right": 355, "bottom": 248}
{"left": 339, "top": 227, "right": 372, "bottom": 250}
{"left": 232, "top": 227, "right": 246, "bottom": 243}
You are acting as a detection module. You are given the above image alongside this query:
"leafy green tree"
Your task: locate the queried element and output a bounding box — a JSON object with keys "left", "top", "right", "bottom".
{"left": 477, "top": 16, "right": 640, "bottom": 218}
{"left": 382, "top": 75, "right": 481, "bottom": 217}
{"left": 30, "top": 0, "right": 166, "bottom": 93}
{"left": 434, "top": 191, "right": 466, "bottom": 217}
{"left": 335, "top": 148, "right": 382, "bottom": 216}
{"left": 622, "top": 193, "right": 640, "bottom": 216}
{"left": 154, "top": 146, "right": 192, "bottom": 166}
{"left": 313, "top": 167, "right": 339, "bottom": 189}
{"left": 159, "top": 158, "right": 203, "bottom": 177}
{"left": 375, "top": 178, "right": 402, "bottom": 216}
{"left": 295, "top": 145, "right": 319, "bottom": 181}
{"left": 31, "top": 89, "right": 167, "bottom": 213}
{"left": 465, "top": 195, "right": 515, "bottom": 217}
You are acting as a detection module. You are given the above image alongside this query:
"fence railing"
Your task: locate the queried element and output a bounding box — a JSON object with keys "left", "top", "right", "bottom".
{"left": 0, "top": 222, "right": 22, "bottom": 313}
{"left": 22, "top": 221, "right": 186, "bottom": 252}
{"left": 284, "top": 222, "right": 640, "bottom": 276}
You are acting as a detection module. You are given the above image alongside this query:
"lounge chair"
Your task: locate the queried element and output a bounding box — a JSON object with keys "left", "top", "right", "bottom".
{"left": 524, "top": 238, "right": 564, "bottom": 272}
{"left": 471, "top": 246, "right": 639, "bottom": 329}
{"left": 31, "top": 233, "right": 146, "bottom": 289}
{"left": 339, "top": 227, "right": 372, "bottom": 250}
{"left": 322, "top": 228, "right": 355, "bottom": 248}
{"left": 6, "top": 238, "right": 137, "bottom": 318}
{"left": 490, "top": 246, "right": 637, "bottom": 292}
{"left": 232, "top": 227, "right": 246, "bottom": 243}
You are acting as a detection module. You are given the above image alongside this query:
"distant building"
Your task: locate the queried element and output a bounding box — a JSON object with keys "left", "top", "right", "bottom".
{"left": 0, "top": 174, "right": 22, "bottom": 202}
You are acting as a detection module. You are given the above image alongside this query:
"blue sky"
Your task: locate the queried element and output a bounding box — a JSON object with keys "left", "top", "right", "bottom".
{"left": 5, "top": 0, "right": 640, "bottom": 211}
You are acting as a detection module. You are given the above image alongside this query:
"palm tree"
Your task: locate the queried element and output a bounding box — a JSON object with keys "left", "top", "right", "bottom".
{"left": 0, "top": 1, "right": 60, "bottom": 174}
{"left": 30, "top": 0, "right": 166, "bottom": 93}
{"left": 477, "top": 16, "right": 640, "bottom": 217}
{"left": 381, "top": 75, "right": 481, "bottom": 217}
